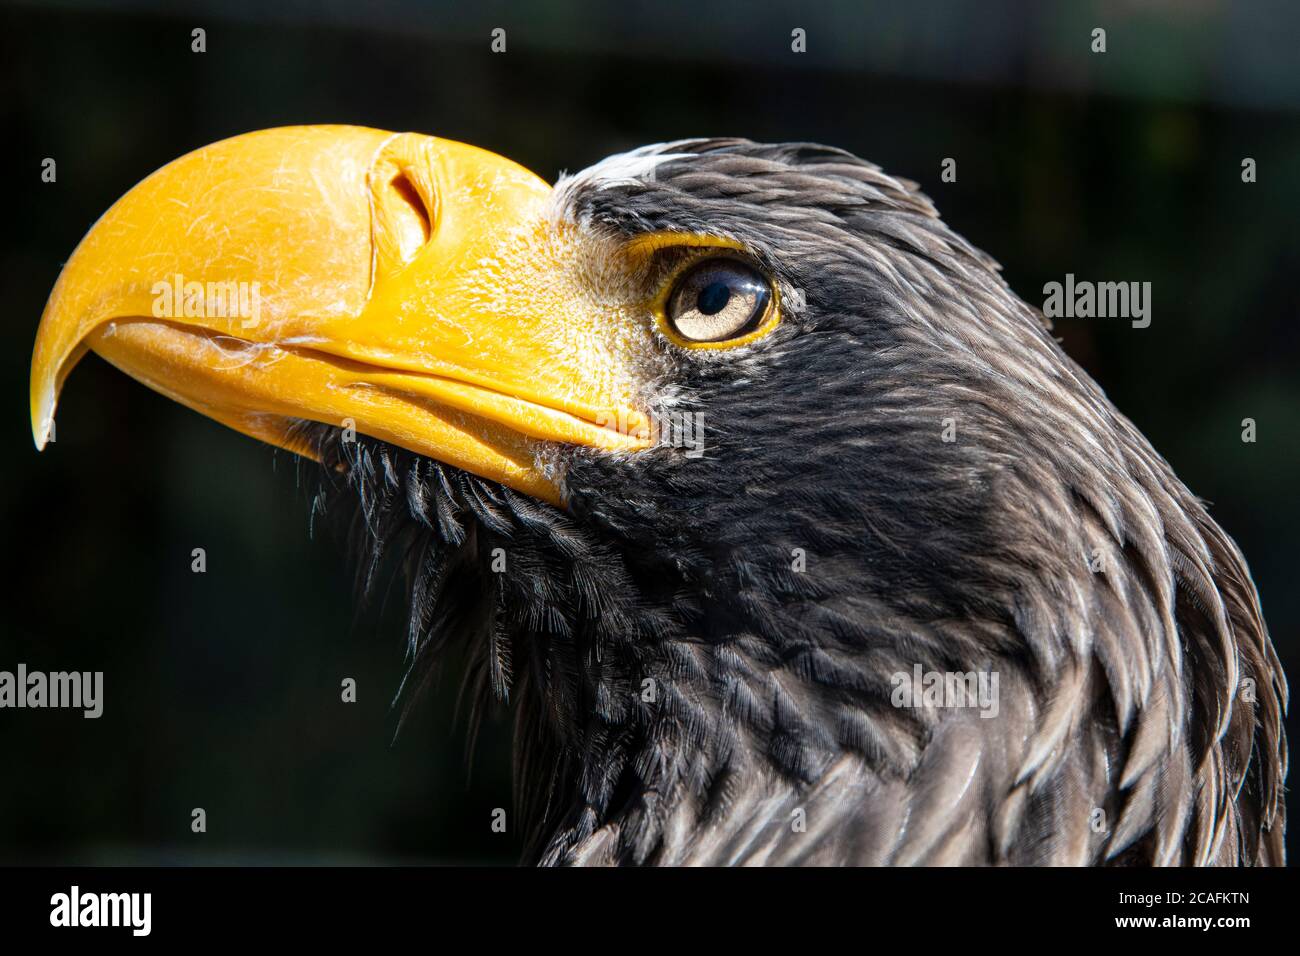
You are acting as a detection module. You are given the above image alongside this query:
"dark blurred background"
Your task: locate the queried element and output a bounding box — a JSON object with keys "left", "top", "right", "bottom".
{"left": 1, "top": 0, "right": 1297, "bottom": 864}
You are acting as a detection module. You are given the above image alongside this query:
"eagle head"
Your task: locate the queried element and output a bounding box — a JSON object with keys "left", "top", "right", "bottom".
{"left": 30, "top": 128, "right": 1286, "bottom": 865}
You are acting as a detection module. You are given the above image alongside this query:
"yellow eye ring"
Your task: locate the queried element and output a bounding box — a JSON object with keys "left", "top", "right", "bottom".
{"left": 648, "top": 244, "right": 782, "bottom": 351}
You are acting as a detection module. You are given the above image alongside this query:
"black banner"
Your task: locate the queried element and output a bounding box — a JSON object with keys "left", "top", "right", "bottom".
{"left": 0, "top": 866, "right": 1291, "bottom": 943}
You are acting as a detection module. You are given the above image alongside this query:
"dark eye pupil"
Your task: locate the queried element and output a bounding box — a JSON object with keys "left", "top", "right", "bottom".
{"left": 697, "top": 281, "right": 732, "bottom": 315}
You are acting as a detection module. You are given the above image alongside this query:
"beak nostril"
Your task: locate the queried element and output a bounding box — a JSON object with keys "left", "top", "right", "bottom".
{"left": 388, "top": 172, "right": 432, "bottom": 262}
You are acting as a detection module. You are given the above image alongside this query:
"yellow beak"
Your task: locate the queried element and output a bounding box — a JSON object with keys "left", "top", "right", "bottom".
{"left": 30, "top": 126, "right": 650, "bottom": 505}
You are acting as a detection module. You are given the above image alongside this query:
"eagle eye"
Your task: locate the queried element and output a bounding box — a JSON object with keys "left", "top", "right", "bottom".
{"left": 665, "top": 258, "right": 773, "bottom": 344}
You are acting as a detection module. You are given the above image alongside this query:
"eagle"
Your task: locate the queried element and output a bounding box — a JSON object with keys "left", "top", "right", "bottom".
{"left": 30, "top": 126, "right": 1286, "bottom": 866}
